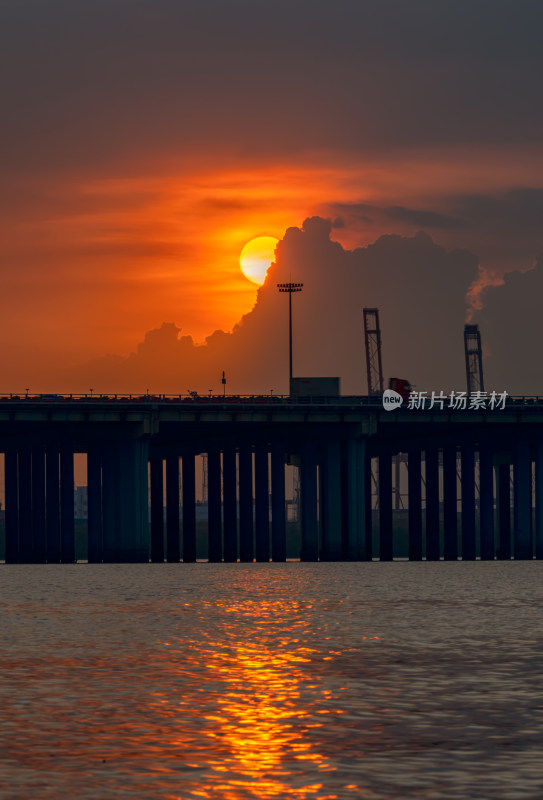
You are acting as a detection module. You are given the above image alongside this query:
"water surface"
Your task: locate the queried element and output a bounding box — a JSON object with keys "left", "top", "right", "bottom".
{"left": 1, "top": 562, "right": 542, "bottom": 799}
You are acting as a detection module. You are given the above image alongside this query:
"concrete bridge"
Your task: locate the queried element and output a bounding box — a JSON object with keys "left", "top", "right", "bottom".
{"left": 1, "top": 394, "right": 542, "bottom": 562}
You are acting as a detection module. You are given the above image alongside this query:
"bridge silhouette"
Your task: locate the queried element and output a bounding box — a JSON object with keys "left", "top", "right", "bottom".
{"left": 1, "top": 394, "right": 542, "bottom": 562}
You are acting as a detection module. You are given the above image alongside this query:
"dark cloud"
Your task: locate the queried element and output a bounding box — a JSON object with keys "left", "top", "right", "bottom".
{"left": 63, "top": 218, "right": 479, "bottom": 394}
{"left": 385, "top": 206, "right": 464, "bottom": 230}
{"left": 1, "top": 1, "right": 542, "bottom": 176}
{"left": 331, "top": 202, "right": 464, "bottom": 231}
{"left": 473, "top": 257, "right": 543, "bottom": 395}
{"left": 453, "top": 188, "right": 543, "bottom": 238}
{"left": 328, "top": 187, "right": 543, "bottom": 277}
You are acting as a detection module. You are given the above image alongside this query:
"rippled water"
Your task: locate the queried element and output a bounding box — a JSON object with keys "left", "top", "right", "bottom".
{"left": 1, "top": 562, "right": 543, "bottom": 799}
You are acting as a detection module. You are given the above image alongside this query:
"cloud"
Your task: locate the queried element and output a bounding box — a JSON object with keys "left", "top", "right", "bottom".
{"left": 62, "top": 218, "right": 479, "bottom": 394}
{"left": 330, "top": 202, "right": 464, "bottom": 232}
{"left": 327, "top": 187, "right": 543, "bottom": 289}
{"left": 473, "top": 256, "right": 543, "bottom": 395}
{"left": 2, "top": 1, "right": 542, "bottom": 179}
{"left": 384, "top": 206, "right": 464, "bottom": 230}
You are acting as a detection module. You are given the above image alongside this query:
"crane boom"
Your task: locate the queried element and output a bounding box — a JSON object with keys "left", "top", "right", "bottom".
{"left": 464, "top": 324, "right": 484, "bottom": 394}
{"left": 363, "top": 308, "right": 384, "bottom": 396}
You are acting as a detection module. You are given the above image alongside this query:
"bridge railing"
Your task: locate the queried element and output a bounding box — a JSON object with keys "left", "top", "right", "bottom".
{"left": 1, "top": 393, "right": 543, "bottom": 409}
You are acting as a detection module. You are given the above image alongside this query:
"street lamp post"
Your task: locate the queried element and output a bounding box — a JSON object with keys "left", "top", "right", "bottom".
{"left": 277, "top": 282, "right": 303, "bottom": 390}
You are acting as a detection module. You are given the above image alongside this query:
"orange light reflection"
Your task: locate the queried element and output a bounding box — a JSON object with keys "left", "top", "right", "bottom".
{"left": 188, "top": 597, "right": 339, "bottom": 798}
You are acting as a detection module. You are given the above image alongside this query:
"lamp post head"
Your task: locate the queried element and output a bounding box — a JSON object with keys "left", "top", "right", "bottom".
{"left": 277, "top": 282, "right": 303, "bottom": 293}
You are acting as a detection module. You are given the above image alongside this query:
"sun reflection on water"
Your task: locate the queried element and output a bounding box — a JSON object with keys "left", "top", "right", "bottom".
{"left": 178, "top": 597, "right": 342, "bottom": 798}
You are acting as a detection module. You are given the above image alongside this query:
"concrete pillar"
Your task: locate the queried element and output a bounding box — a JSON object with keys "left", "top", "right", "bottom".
{"left": 101, "top": 438, "right": 148, "bottom": 563}
{"left": 461, "top": 444, "right": 476, "bottom": 560}
{"left": 32, "top": 447, "right": 46, "bottom": 563}
{"left": 60, "top": 446, "right": 75, "bottom": 563}
{"left": 346, "top": 438, "right": 365, "bottom": 560}
{"left": 238, "top": 444, "right": 253, "bottom": 562}
{"left": 425, "top": 446, "right": 440, "bottom": 561}
{"left": 223, "top": 447, "right": 237, "bottom": 562}
{"left": 300, "top": 439, "right": 319, "bottom": 561}
{"left": 208, "top": 448, "right": 222, "bottom": 562}
{"left": 535, "top": 440, "right": 543, "bottom": 560}
{"left": 443, "top": 445, "right": 458, "bottom": 561}
{"left": 101, "top": 443, "right": 117, "bottom": 562}
{"left": 408, "top": 447, "right": 422, "bottom": 561}
{"left": 87, "top": 447, "right": 103, "bottom": 563}
{"left": 497, "top": 462, "right": 511, "bottom": 560}
{"left": 45, "top": 447, "right": 60, "bottom": 563}
{"left": 514, "top": 440, "right": 532, "bottom": 559}
{"left": 138, "top": 440, "right": 150, "bottom": 561}
{"left": 364, "top": 452, "right": 373, "bottom": 560}
{"left": 166, "top": 456, "right": 180, "bottom": 562}
{"left": 182, "top": 449, "right": 196, "bottom": 563}
{"left": 379, "top": 450, "right": 393, "bottom": 561}
{"left": 271, "top": 442, "right": 286, "bottom": 562}
{"left": 255, "top": 444, "right": 269, "bottom": 562}
{"left": 479, "top": 444, "right": 495, "bottom": 560}
{"left": 119, "top": 438, "right": 149, "bottom": 562}
{"left": 322, "top": 439, "right": 342, "bottom": 560}
{"left": 4, "top": 450, "right": 19, "bottom": 563}
{"left": 18, "top": 448, "right": 33, "bottom": 562}
{"left": 149, "top": 457, "right": 164, "bottom": 563}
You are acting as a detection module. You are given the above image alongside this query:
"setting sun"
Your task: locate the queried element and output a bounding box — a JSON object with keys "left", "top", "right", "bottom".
{"left": 239, "top": 236, "right": 279, "bottom": 285}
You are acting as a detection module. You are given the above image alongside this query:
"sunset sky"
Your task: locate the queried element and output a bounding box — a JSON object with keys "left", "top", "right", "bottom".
{"left": 1, "top": 1, "right": 542, "bottom": 394}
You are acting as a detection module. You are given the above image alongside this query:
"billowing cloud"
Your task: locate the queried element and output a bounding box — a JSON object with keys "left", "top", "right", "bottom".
{"left": 473, "top": 256, "right": 543, "bottom": 396}
{"left": 1, "top": 2, "right": 541, "bottom": 395}
{"left": 326, "top": 187, "right": 543, "bottom": 294}
{"left": 63, "top": 218, "right": 479, "bottom": 395}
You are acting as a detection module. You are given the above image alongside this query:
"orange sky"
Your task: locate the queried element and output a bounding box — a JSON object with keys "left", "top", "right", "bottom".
{"left": 2, "top": 1, "right": 543, "bottom": 391}
{"left": 3, "top": 143, "right": 542, "bottom": 383}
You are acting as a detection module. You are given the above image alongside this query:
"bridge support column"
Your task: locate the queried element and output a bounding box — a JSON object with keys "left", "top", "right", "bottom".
{"left": 496, "top": 461, "right": 511, "bottom": 559}
{"left": 461, "top": 444, "right": 476, "bottom": 560}
{"left": 166, "top": 456, "right": 180, "bottom": 562}
{"left": 408, "top": 447, "right": 422, "bottom": 560}
{"left": 365, "top": 452, "right": 373, "bottom": 560}
{"left": 223, "top": 447, "right": 237, "bottom": 562}
{"left": 182, "top": 449, "right": 196, "bottom": 563}
{"left": 443, "top": 445, "right": 457, "bottom": 561}
{"left": 102, "top": 439, "right": 149, "bottom": 563}
{"left": 102, "top": 445, "right": 116, "bottom": 563}
{"left": 208, "top": 449, "right": 223, "bottom": 562}
{"left": 18, "top": 448, "right": 33, "bottom": 563}
{"left": 5, "top": 450, "right": 19, "bottom": 563}
{"left": 60, "top": 446, "right": 75, "bottom": 563}
{"left": 87, "top": 447, "right": 103, "bottom": 563}
{"left": 479, "top": 444, "right": 495, "bottom": 560}
{"left": 535, "top": 441, "right": 543, "bottom": 560}
{"left": 301, "top": 439, "right": 319, "bottom": 561}
{"left": 379, "top": 449, "right": 393, "bottom": 560}
{"left": 45, "top": 447, "right": 60, "bottom": 563}
{"left": 514, "top": 440, "right": 532, "bottom": 559}
{"left": 346, "top": 437, "right": 365, "bottom": 560}
{"left": 32, "top": 448, "right": 46, "bottom": 563}
{"left": 255, "top": 444, "right": 269, "bottom": 562}
{"left": 238, "top": 445, "right": 253, "bottom": 562}
{"left": 425, "top": 446, "right": 440, "bottom": 560}
{"left": 271, "top": 442, "right": 286, "bottom": 562}
{"left": 149, "top": 457, "right": 164, "bottom": 563}
{"left": 322, "top": 439, "right": 342, "bottom": 560}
